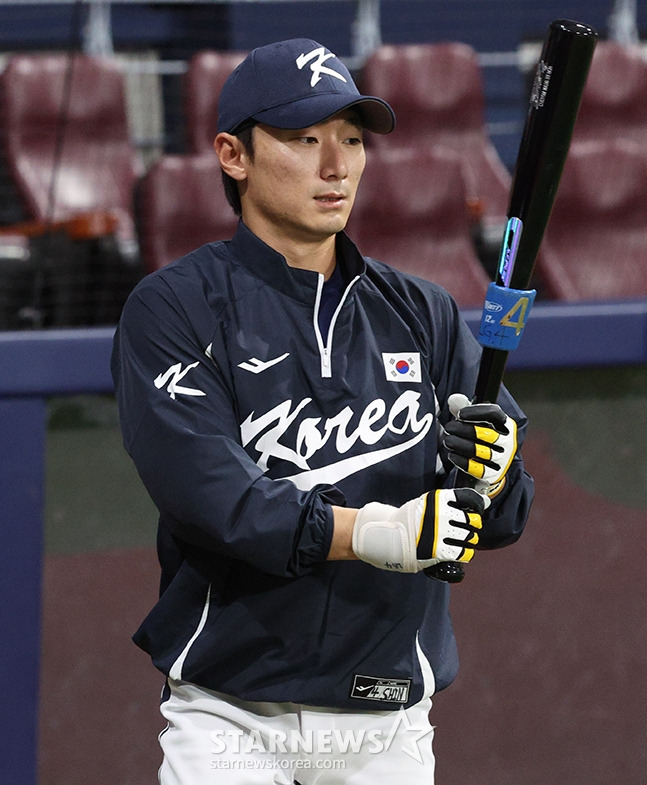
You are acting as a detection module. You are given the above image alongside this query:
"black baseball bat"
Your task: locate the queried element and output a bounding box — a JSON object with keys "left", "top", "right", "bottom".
{"left": 426, "top": 19, "right": 598, "bottom": 584}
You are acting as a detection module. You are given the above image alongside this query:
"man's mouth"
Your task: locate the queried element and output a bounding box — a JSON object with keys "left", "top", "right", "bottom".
{"left": 315, "top": 194, "right": 346, "bottom": 204}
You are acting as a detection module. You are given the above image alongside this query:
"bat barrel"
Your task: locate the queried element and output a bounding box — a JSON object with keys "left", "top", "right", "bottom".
{"left": 477, "top": 20, "right": 598, "bottom": 401}
{"left": 507, "top": 19, "right": 598, "bottom": 289}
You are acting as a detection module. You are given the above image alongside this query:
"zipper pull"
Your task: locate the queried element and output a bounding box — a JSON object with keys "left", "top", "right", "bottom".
{"left": 321, "top": 346, "right": 332, "bottom": 378}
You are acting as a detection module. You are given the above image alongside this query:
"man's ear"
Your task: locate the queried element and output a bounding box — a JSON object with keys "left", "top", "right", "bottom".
{"left": 214, "top": 133, "right": 248, "bottom": 182}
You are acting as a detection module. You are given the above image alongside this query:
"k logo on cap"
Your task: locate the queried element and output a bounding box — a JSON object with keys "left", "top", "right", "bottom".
{"left": 296, "top": 46, "right": 348, "bottom": 87}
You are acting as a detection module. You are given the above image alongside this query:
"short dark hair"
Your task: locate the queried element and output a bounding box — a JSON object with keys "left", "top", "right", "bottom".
{"left": 221, "top": 122, "right": 256, "bottom": 217}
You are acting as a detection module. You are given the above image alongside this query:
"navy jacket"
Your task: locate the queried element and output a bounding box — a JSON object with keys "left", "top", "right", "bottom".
{"left": 111, "top": 222, "right": 534, "bottom": 710}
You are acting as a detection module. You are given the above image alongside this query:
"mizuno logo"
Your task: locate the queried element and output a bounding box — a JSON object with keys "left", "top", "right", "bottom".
{"left": 240, "top": 390, "right": 434, "bottom": 490}
{"left": 296, "top": 46, "right": 347, "bottom": 87}
{"left": 238, "top": 353, "right": 290, "bottom": 374}
{"left": 154, "top": 361, "right": 206, "bottom": 400}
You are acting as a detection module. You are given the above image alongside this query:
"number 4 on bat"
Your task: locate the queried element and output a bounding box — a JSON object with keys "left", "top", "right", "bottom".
{"left": 500, "top": 296, "right": 531, "bottom": 336}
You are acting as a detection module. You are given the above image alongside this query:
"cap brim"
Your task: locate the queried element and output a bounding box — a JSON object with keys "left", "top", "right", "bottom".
{"left": 251, "top": 94, "right": 395, "bottom": 134}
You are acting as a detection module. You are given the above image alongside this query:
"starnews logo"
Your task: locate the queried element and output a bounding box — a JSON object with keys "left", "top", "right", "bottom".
{"left": 209, "top": 706, "right": 432, "bottom": 768}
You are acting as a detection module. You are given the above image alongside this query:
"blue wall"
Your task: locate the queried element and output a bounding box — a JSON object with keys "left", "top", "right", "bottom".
{"left": 229, "top": 0, "right": 620, "bottom": 53}
{"left": 1, "top": 2, "right": 642, "bottom": 56}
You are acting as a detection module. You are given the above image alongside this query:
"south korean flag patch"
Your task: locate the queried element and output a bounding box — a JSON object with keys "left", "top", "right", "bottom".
{"left": 382, "top": 352, "right": 421, "bottom": 383}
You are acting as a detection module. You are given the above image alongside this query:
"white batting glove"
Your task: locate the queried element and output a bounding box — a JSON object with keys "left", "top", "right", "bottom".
{"left": 352, "top": 489, "right": 488, "bottom": 573}
{"left": 443, "top": 393, "right": 518, "bottom": 497}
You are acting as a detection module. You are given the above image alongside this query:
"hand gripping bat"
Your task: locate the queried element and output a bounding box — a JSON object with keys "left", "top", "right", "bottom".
{"left": 426, "top": 19, "right": 598, "bottom": 584}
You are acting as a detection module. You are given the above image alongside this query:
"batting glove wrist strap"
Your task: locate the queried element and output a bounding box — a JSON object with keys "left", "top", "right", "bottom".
{"left": 444, "top": 393, "right": 518, "bottom": 489}
{"left": 352, "top": 489, "right": 487, "bottom": 573}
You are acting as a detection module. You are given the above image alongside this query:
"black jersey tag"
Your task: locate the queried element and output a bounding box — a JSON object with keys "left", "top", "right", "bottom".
{"left": 350, "top": 675, "right": 411, "bottom": 703}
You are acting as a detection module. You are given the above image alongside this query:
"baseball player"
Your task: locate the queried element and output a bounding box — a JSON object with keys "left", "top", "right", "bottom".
{"left": 111, "top": 39, "right": 534, "bottom": 784}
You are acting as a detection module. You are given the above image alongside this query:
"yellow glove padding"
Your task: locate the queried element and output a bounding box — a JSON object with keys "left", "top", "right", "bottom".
{"left": 444, "top": 393, "right": 518, "bottom": 497}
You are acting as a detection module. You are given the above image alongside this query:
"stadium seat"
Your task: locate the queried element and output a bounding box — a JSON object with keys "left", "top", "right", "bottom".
{"left": 137, "top": 153, "right": 238, "bottom": 273}
{"left": 346, "top": 145, "right": 489, "bottom": 308}
{"left": 537, "top": 140, "right": 647, "bottom": 301}
{"left": 184, "top": 50, "right": 247, "bottom": 154}
{"left": 571, "top": 40, "right": 647, "bottom": 147}
{"left": 359, "top": 42, "right": 512, "bottom": 228}
{"left": 0, "top": 52, "right": 143, "bottom": 326}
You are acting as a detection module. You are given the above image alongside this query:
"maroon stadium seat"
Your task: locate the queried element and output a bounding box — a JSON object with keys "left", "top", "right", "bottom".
{"left": 537, "top": 140, "right": 647, "bottom": 301}
{"left": 359, "top": 42, "right": 511, "bottom": 228}
{"left": 0, "top": 52, "right": 139, "bottom": 244}
{"left": 184, "top": 50, "right": 247, "bottom": 154}
{"left": 0, "top": 53, "right": 142, "bottom": 325}
{"left": 571, "top": 40, "right": 647, "bottom": 147}
{"left": 138, "top": 153, "right": 238, "bottom": 273}
{"left": 346, "top": 145, "right": 489, "bottom": 308}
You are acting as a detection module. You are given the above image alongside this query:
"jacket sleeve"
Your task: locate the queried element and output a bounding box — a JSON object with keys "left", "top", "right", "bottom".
{"left": 111, "top": 274, "right": 339, "bottom": 579}
{"left": 431, "top": 293, "right": 535, "bottom": 550}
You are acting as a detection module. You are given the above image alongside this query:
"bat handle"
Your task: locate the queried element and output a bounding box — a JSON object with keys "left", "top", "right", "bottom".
{"left": 424, "top": 560, "right": 465, "bottom": 583}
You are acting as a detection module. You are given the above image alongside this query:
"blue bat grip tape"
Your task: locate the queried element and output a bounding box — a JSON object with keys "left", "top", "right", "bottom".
{"left": 478, "top": 283, "right": 537, "bottom": 351}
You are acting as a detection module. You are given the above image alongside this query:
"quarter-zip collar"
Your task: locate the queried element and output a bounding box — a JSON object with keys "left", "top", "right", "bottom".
{"left": 228, "top": 220, "right": 366, "bottom": 301}
{"left": 228, "top": 221, "right": 366, "bottom": 378}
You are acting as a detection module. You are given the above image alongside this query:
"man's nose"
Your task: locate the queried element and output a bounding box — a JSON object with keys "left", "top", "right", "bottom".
{"left": 320, "top": 141, "right": 349, "bottom": 180}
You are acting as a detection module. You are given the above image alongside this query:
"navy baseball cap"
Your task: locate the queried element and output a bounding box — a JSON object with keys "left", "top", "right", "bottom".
{"left": 216, "top": 38, "right": 395, "bottom": 135}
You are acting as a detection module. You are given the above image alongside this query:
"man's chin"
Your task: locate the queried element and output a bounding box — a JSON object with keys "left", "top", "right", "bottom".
{"left": 316, "top": 213, "right": 350, "bottom": 238}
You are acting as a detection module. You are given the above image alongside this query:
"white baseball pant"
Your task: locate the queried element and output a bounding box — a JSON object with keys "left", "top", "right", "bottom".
{"left": 158, "top": 646, "right": 435, "bottom": 784}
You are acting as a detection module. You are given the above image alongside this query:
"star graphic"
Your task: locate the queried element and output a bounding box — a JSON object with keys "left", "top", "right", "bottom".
{"left": 383, "top": 705, "right": 434, "bottom": 764}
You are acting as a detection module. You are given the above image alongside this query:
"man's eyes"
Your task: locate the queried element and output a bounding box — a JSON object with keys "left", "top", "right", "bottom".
{"left": 294, "top": 134, "right": 363, "bottom": 145}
